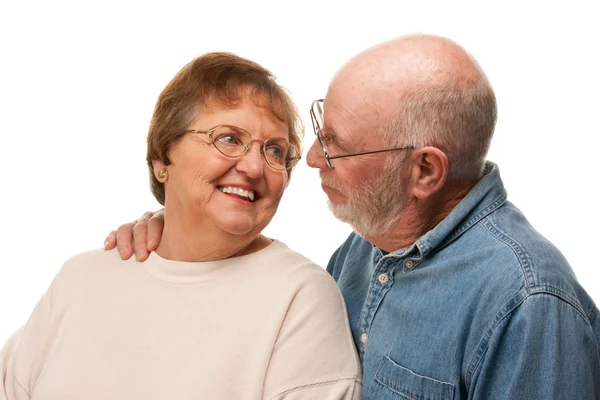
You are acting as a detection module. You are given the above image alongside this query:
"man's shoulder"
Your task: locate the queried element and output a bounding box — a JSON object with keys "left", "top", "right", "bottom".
{"left": 326, "top": 232, "right": 373, "bottom": 275}
{"left": 479, "top": 202, "right": 575, "bottom": 283}
{"left": 464, "top": 201, "right": 596, "bottom": 317}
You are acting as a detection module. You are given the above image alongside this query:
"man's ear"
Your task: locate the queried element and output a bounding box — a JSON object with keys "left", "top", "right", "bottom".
{"left": 410, "top": 146, "right": 449, "bottom": 199}
{"left": 152, "top": 160, "right": 169, "bottom": 183}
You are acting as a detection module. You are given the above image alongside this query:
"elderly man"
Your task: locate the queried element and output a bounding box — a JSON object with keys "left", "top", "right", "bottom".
{"left": 107, "top": 35, "right": 600, "bottom": 398}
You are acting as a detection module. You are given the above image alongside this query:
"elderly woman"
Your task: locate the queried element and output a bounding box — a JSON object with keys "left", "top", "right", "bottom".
{"left": 0, "top": 53, "right": 361, "bottom": 399}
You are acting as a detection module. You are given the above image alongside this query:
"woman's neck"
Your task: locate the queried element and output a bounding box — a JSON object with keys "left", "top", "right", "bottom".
{"left": 155, "top": 209, "right": 271, "bottom": 262}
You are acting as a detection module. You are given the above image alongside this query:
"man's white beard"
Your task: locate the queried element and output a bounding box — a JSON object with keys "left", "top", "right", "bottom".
{"left": 322, "top": 162, "right": 406, "bottom": 238}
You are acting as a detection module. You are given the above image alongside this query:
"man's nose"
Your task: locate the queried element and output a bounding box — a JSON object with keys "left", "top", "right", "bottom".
{"left": 306, "top": 138, "right": 328, "bottom": 169}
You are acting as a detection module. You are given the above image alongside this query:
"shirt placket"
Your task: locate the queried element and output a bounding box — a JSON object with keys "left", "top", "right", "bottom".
{"left": 357, "top": 255, "right": 398, "bottom": 360}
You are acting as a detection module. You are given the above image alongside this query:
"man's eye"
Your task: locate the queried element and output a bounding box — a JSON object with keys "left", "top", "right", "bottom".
{"left": 321, "top": 134, "right": 335, "bottom": 144}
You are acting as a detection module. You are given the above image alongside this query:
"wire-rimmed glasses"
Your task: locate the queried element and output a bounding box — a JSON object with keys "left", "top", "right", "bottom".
{"left": 184, "top": 125, "right": 301, "bottom": 171}
{"left": 310, "top": 99, "right": 416, "bottom": 169}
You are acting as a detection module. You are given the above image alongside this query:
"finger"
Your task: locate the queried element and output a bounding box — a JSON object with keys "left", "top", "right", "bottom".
{"left": 147, "top": 208, "right": 165, "bottom": 251}
{"left": 133, "top": 220, "right": 150, "bottom": 262}
{"left": 137, "top": 211, "right": 154, "bottom": 225}
{"left": 104, "top": 231, "right": 117, "bottom": 250}
{"left": 115, "top": 223, "right": 136, "bottom": 260}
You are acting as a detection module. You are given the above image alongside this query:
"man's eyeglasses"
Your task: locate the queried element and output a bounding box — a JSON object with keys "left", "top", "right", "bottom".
{"left": 310, "top": 99, "right": 415, "bottom": 169}
{"left": 184, "top": 125, "right": 301, "bottom": 171}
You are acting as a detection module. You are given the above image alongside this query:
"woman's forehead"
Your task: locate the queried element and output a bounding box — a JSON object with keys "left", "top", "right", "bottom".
{"left": 194, "top": 102, "right": 289, "bottom": 138}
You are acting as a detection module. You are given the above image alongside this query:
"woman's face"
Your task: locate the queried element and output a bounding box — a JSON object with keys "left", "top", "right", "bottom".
{"left": 154, "top": 100, "right": 289, "bottom": 237}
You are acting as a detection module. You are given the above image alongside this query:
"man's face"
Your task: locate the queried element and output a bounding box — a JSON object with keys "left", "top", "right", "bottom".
{"left": 306, "top": 88, "right": 410, "bottom": 237}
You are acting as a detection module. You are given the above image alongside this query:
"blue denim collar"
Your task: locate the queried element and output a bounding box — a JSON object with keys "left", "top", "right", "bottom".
{"left": 387, "top": 162, "right": 507, "bottom": 262}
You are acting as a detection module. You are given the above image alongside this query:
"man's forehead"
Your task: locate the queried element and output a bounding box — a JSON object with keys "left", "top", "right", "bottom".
{"left": 324, "top": 88, "right": 382, "bottom": 125}
{"left": 322, "top": 99, "right": 386, "bottom": 150}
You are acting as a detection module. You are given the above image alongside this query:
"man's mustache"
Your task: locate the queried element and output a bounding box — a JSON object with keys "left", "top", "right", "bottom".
{"left": 319, "top": 174, "right": 347, "bottom": 195}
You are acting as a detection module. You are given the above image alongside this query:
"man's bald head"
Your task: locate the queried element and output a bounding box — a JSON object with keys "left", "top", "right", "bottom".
{"left": 326, "top": 34, "right": 497, "bottom": 180}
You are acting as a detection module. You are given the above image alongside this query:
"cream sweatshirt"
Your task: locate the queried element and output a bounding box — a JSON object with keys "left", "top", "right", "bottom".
{"left": 0, "top": 241, "right": 361, "bottom": 399}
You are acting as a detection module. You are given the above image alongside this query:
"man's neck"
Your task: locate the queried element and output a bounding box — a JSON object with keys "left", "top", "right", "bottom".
{"left": 364, "top": 183, "right": 475, "bottom": 253}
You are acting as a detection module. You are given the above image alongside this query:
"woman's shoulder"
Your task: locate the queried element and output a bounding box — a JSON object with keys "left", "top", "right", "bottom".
{"left": 64, "top": 247, "right": 124, "bottom": 264}
{"left": 61, "top": 247, "right": 128, "bottom": 271}
{"left": 27, "top": 248, "right": 130, "bottom": 311}
{"left": 259, "top": 240, "right": 326, "bottom": 272}
{"left": 54, "top": 248, "right": 135, "bottom": 286}
{"left": 253, "top": 240, "right": 340, "bottom": 291}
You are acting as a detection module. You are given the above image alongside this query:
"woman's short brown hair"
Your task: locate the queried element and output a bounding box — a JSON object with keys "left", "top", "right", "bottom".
{"left": 147, "top": 52, "right": 303, "bottom": 205}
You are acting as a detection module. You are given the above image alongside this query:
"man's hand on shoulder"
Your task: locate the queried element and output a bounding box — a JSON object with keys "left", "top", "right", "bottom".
{"left": 104, "top": 209, "right": 165, "bottom": 261}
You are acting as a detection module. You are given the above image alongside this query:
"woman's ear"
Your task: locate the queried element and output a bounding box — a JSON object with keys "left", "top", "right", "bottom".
{"left": 152, "top": 160, "right": 168, "bottom": 183}
{"left": 410, "top": 146, "right": 449, "bottom": 199}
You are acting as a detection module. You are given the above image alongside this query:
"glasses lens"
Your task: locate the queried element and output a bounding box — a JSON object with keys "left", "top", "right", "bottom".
{"left": 311, "top": 100, "right": 330, "bottom": 152}
{"left": 211, "top": 126, "right": 251, "bottom": 156}
{"left": 264, "top": 139, "right": 299, "bottom": 170}
{"left": 311, "top": 100, "right": 324, "bottom": 131}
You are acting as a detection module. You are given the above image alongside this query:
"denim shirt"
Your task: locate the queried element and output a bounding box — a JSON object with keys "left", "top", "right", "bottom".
{"left": 328, "top": 162, "right": 600, "bottom": 399}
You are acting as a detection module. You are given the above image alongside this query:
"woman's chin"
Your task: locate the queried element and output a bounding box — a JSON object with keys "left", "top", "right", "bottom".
{"left": 216, "top": 217, "right": 261, "bottom": 237}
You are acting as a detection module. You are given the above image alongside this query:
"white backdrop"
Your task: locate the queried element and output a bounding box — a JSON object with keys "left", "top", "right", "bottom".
{"left": 1, "top": 0, "right": 598, "bottom": 342}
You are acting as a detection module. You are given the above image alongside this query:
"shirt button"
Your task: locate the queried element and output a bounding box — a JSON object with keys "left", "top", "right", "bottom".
{"left": 360, "top": 333, "right": 368, "bottom": 344}
{"left": 378, "top": 273, "right": 389, "bottom": 284}
{"left": 405, "top": 260, "right": 414, "bottom": 269}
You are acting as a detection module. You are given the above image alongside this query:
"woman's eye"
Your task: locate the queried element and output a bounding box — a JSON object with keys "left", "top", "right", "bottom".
{"left": 266, "top": 146, "right": 283, "bottom": 160}
{"left": 266, "top": 142, "right": 291, "bottom": 165}
{"left": 216, "top": 134, "right": 242, "bottom": 146}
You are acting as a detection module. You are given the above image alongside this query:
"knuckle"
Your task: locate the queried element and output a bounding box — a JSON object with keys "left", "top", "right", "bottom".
{"left": 140, "top": 211, "right": 154, "bottom": 222}
{"left": 117, "top": 223, "right": 135, "bottom": 234}
{"left": 133, "top": 221, "right": 147, "bottom": 234}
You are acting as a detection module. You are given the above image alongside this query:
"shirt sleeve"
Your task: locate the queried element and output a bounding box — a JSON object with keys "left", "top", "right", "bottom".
{"left": 262, "top": 269, "right": 362, "bottom": 400}
{"left": 470, "top": 292, "right": 600, "bottom": 399}
{"left": 0, "top": 265, "right": 68, "bottom": 400}
{"left": 0, "top": 327, "right": 29, "bottom": 400}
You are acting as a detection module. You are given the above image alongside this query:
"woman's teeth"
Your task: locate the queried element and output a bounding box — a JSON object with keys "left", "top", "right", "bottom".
{"left": 218, "top": 186, "right": 255, "bottom": 202}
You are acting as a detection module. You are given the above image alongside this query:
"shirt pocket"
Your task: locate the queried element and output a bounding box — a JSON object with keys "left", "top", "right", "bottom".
{"left": 372, "top": 355, "right": 454, "bottom": 400}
